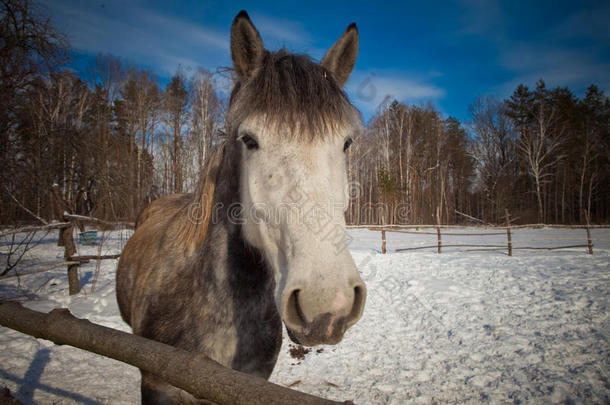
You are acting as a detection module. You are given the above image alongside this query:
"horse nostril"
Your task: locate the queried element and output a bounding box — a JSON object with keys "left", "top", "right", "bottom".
{"left": 283, "top": 282, "right": 366, "bottom": 338}
{"left": 285, "top": 289, "right": 308, "bottom": 330}
{"left": 347, "top": 284, "right": 366, "bottom": 327}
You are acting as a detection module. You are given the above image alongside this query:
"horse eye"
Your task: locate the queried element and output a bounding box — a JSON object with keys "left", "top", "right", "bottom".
{"left": 240, "top": 134, "right": 259, "bottom": 150}
{"left": 343, "top": 137, "right": 353, "bottom": 152}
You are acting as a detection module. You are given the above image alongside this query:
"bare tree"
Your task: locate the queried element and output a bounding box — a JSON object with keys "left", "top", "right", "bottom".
{"left": 184, "top": 69, "right": 221, "bottom": 191}
{"left": 88, "top": 54, "right": 125, "bottom": 219}
{"left": 0, "top": 0, "right": 69, "bottom": 222}
{"left": 116, "top": 68, "right": 159, "bottom": 215}
{"left": 518, "top": 103, "right": 565, "bottom": 222}
{"left": 578, "top": 85, "right": 606, "bottom": 222}
{"left": 163, "top": 71, "right": 189, "bottom": 194}
{"left": 469, "top": 96, "right": 518, "bottom": 222}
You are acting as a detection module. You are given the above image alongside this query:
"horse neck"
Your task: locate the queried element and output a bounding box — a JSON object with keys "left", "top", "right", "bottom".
{"left": 203, "top": 139, "right": 273, "bottom": 287}
{"left": 208, "top": 140, "right": 241, "bottom": 230}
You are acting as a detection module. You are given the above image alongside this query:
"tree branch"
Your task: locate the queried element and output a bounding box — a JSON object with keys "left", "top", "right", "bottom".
{"left": 0, "top": 261, "right": 81, "bottom": 280}
{"left": 2, "top": 185, "right": 48, "bottom": 225}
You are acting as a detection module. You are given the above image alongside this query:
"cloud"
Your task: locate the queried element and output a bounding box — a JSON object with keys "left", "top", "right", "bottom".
{"left": 251, "top": 14, "right": 312, "bottom": 46}
{"left": 552, "top": 3, "right": 610, "bottom": 43}
{"left": 454, "top": 0, "right": 506, "bottom": 38}
{"left": 346, "top": 71, "right": 446, "bottom": 118}
{"left": 41, "top": 0, "right": 230, "bottom": 76}
{"left": 248, "top": 13, "right": 330, "bottom": 59}
{"left": 42, "top": 1, "right": 328, "bottom": 79}
{"left": 496, "top": 42, "right": 610, "bottom": 97}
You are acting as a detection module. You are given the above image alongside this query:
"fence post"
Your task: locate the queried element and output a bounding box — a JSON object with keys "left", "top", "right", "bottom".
{"left": 505, "top": 208, "right": 512, "bottom": 256}
{"left": 61, "top": 222, "right": 79, "bottom": 295}
{"left": 381, "top": 229, "right": 386, "bottom": 254}
{"left": 52, "top": 184, "right": 67, "bottom": 247}
{"left": 436, "top": 206, "right": 441, "bottom": 254}
{"left": 584, "top": 210, "right": 593, "bottom": 254}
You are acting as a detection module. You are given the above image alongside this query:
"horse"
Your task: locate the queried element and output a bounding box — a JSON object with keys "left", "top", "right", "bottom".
{"left": 116, "top": 10, "right": 366, "bottom": 404}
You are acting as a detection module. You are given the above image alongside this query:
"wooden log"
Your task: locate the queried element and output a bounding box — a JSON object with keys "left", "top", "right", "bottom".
{"left": 0, "top": 302, "right": 349, "bottom": 405}
{"left": 381, "top": 230, "right": 386, "bottom": 254}
{"left": 505, "top": 209, "right": 512, "bottom": 257}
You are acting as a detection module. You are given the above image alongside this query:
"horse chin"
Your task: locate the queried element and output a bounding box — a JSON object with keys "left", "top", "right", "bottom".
{"left": 285, "top": 324, "right": 345, "bottom": 347}
{"left": 286, "top": 326, "right": 303, "bottom": 345}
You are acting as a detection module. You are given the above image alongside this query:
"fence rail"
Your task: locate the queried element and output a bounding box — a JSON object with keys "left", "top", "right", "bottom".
{"left": 1, "top": 214, "right": 130, "bottom": 295}
{"left": 352, "top": 209, "right": 603, "bottom": 255}
{"left": 0, "top": 302, "right": 345, "bottom": 405}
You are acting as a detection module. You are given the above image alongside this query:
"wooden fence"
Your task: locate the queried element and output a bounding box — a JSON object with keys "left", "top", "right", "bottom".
{"left": 358, "top": 210, "right": 600, "bottom": 255}
{"left": 0, "top": 213, "right": 132, "bottom": 295}
{"left": 0, "top": 302, "right": 349, "bottom": 405}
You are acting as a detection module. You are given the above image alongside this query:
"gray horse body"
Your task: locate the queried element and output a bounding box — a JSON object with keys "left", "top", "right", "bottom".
{"left": 117, "top": 141, "right": 282, "bottom": 403}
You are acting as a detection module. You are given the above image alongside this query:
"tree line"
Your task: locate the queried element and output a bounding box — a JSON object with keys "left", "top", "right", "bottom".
{"left": 351, "top": 81, "right": 610, "bottom": 225}
{"left": 1, "top": 0, "right": 223, "bottom": 223}
{"left": 2, "top": 0, "right": 609, "bottom": 225}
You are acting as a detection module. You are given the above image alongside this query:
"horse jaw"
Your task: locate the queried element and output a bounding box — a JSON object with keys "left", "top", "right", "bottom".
{"left": 237, "top": 117, "right": 366, "bottom": 347}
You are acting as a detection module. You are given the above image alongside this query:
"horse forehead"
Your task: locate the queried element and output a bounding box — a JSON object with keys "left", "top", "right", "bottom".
{"left": 238, "top": 115, "right": 357, "bottom": 144}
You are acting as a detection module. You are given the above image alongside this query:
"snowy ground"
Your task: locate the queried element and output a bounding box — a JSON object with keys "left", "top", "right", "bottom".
{"left": 0, "top": 227, "right": 609, "bottom": 404}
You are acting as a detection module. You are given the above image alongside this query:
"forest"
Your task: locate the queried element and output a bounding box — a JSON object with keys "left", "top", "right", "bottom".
{"left": 2, "top": 0, "right": 609, "bottom": 226}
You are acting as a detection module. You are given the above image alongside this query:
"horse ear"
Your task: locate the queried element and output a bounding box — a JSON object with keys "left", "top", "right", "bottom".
{"left": 231, "top": 10, "right": 264, "bottom": 81}
{"left": 321, "top": 23, "right": 359, "bottom": 88}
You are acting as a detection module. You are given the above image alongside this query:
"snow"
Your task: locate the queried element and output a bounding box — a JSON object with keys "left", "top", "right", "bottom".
{"left": 1, "top": 227, "right": 609, "bottom": 404}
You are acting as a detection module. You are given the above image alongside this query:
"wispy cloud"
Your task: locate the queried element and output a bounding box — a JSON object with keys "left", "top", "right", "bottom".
{"left": 250, "top": 13, "right": 329, "bottom": 59}
{"left": 454, "top": 0, "right": 506, "bottom": 39}
{"left": 42, "top": 1, "right": 327, "bottom": 78}
{"left": 496, "top": 41, "right": 610, "bottom": 97}
{"left": 251, "top": 14, "right": 312, "bottom": 46}
{"left": 347, "top": 70, "right": 446, "bottom": 119}
{"left": 41, "top": 0, "right": 230, "bottom": 76}
{"left": 139, "top": 9, "right": 229, "bottom": 51}
{"left": 552, "top": 3, "right": 610, "bottom": 43}
{"left": 450, "top": 0, "right": 610, "bottom": 98}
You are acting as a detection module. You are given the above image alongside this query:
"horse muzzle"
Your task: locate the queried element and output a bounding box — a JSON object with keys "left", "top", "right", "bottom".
{"left": 282, "top": 283, "right": 366, "bottom": 346}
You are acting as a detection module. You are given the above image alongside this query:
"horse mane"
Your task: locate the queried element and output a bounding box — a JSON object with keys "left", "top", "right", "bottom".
{"left": 227, "top": 49, "right": 361, "bottom": 140}
{"left": 176, "top": 142, "right": 226, "bottom": 254}
{"left": 164, "top": 50, "right": 361, "bottom": 253}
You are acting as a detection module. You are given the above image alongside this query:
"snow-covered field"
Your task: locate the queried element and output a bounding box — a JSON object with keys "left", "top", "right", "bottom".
{"left": 1, "top": 227, "right": 609, "bottom": 404}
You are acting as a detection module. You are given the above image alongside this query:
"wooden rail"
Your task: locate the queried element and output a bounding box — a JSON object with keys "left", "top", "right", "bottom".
{"left": 1, "top": 214, "right": 128, "bottom": 295}
{"left": 368, "top": 209, "right": 598, "bottom": 255}
{"left": 0, "top": 302, "right": 349, "bottom": 405}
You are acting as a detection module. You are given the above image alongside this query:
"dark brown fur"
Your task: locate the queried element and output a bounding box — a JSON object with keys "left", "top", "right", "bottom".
{"left": 135, "top": 194, "right": 189, "bottom": 229}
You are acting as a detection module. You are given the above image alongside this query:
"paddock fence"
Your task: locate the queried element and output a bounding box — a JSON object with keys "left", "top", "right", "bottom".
{"left": 348, "top": 210, "right": 606, "bottom": 256}
{"left": 0, "top": 213, "right": 133, "bottom": 295}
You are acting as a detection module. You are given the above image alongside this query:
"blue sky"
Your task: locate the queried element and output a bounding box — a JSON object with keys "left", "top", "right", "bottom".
{"left": 40, "top": 0, "right": 610, "bottom": 123}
